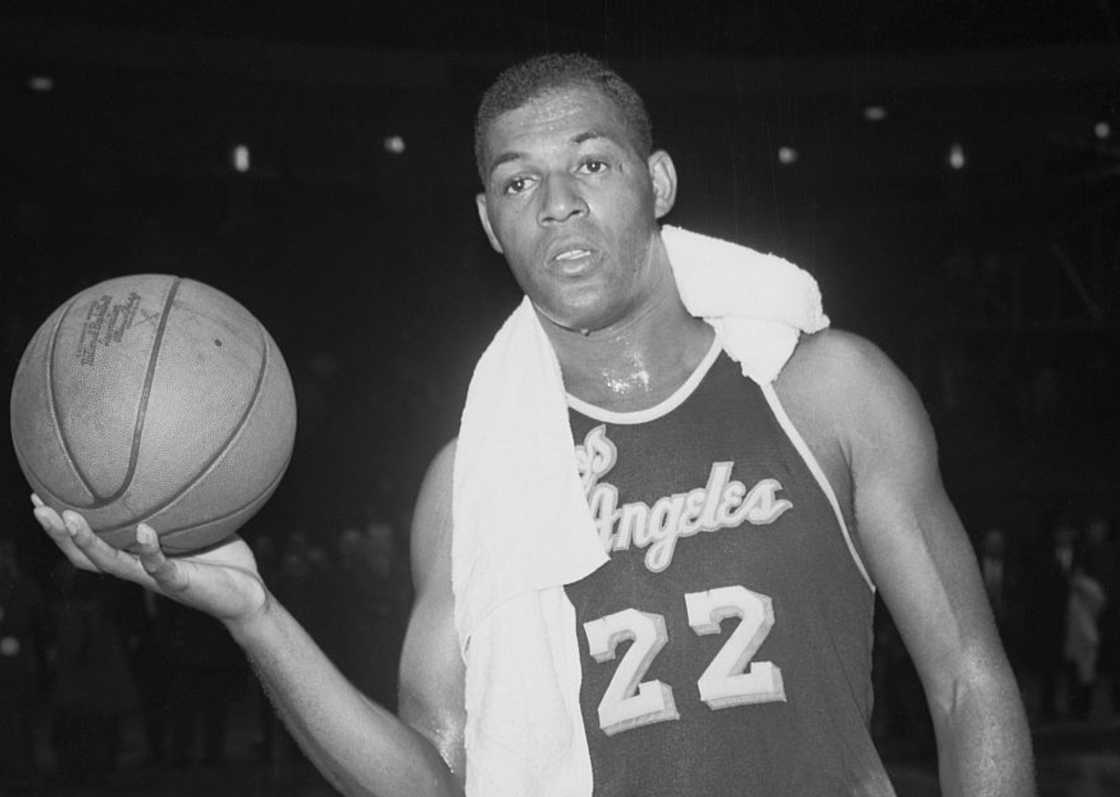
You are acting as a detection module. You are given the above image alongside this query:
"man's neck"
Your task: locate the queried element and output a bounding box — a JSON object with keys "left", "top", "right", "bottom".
{"left": 539, "top": 269, "right": 715, "bottom": 413}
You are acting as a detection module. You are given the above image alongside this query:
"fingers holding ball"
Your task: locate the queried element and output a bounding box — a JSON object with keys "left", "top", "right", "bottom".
{"left": 31, "top": 494, "right": 96, "bottom": 571}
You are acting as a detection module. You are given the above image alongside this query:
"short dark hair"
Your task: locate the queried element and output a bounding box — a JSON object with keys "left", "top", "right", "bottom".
{"left": 474, "top": 52, "right": 653, "bottom": 184}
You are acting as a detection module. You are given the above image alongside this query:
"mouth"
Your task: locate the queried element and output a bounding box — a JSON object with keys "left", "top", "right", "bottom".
{"left": 555, "top": 248, "right": 592, "bottom": 262}
{"left": 548, "top": 244, "right": 598, "bottom": 274}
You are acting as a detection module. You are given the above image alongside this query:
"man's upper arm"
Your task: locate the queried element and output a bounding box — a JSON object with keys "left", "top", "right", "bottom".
{"left": 814, "top": 332, "right": 1008, "bottom": 709}
{"left": 805, "top": 331, "right": 1036, "bottom": 794}
{"left": 398, "top": 439, "right": 466, "bottom": 781}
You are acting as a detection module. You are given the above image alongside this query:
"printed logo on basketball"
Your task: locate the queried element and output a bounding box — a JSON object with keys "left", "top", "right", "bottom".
{"left": 75, "top": 291, "right": 160, "bottom": 366}
{"left": 575, "top": 424, "right": 793, "bottom": 572}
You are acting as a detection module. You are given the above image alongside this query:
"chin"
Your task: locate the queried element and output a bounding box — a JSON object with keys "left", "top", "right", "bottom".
{"left": 537, "top": 303, "right": 608, "bottom": 335}
{"left": 555, "top": 307, "right": 626, "bottom": 336}
{"left": 533, "top": 287, "right": 614, "bottom": 332}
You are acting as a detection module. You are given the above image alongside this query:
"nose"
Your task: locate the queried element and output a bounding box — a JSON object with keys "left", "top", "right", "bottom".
{"left": 537, "top": 173, "right": 588, "bottom": 225}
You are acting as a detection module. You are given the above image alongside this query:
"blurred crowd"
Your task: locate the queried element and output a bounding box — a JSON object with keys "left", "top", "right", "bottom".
{"left": 871, "top": 508, "right": 1120, "bottom": 754}
{"left": 0, "top": 518, "right": 411, "bottom": 794}
{"left": 0, "top": 505, "right": 1117, "bottom": 793}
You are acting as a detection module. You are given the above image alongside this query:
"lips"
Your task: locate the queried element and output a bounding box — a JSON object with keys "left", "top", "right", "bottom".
{"left": 547, "top": 245, "right": 599, "bottom": 277}
{"left": 555, "top": 249, "right": 591, "bottom": 261}
{"left": 546, "top": 239, "right": 598, "bottom": 265}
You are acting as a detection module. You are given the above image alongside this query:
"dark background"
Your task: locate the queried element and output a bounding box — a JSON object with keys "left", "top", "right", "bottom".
{"left": 0, "top": 4, "right": 1118, "bottom": 791}
{"left": 3, "top": 1, "right": 1117, "bottom": 549}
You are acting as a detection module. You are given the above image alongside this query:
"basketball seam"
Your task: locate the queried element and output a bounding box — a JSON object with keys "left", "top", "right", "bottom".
{"left": 10, "top": 312, "right": 83, "bottom": 501}
{"left": 134, "top": 450, "right": 291, "bottom": 542}
{"left": 94, "top": 277, "right": 182, "bottom": 506}
{"left": 46, "top": 297, "right": 102, "bottom": 502}
{"left": 68, "top": 277, "right": 181, "bottom": 508}
{"left": 105, "top": 311, "right": 278, "bottom": 529}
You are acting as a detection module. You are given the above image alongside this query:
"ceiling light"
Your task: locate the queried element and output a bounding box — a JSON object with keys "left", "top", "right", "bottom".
{"left": 948, "top": 142, "right": 965, "bottom": 170}
{"left": 232, "top": 144, "right": 250, "bottom": 173}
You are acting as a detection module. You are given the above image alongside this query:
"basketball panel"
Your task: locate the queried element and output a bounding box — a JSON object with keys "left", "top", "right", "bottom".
{"left": 51, "top": 275, "right": 176, "bottom": 500}
{"left": 138, "top": 327, "right": 296, "bottom": 538}
{"left": 10, "top": 304, "right": 99, "bottom": 507}
{"left": 100, "top": 461, "right": 287, "bottom": 554}
{"left": 129, "top": 280, "right": 265, "bottom": 516}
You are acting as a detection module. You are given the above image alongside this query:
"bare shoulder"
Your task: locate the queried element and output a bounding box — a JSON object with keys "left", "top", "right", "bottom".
{"left": 781, "top": 327, "right": 904, "bottom": 397}
{"left": 773, "top": 328, "right": 936, "bottom": 547}
{"left": 779, "top": 327, "right": 930, "bottom": 454}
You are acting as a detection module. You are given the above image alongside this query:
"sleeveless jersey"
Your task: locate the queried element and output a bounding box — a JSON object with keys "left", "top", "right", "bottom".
{"left": 563, "top": 341, "right": 894, "bottom": 796}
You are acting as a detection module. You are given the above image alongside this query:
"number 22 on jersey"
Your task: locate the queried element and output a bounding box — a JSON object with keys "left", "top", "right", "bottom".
{"left": 582, "top": 585, "right": 787, "bottom": 736}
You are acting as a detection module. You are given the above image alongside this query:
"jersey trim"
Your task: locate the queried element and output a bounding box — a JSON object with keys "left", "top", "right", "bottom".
{"left": 759, "top": 382, "right": 876, "bottom": 592}
{"left": 566, "top": 334, "right": 722, "bottom": 426}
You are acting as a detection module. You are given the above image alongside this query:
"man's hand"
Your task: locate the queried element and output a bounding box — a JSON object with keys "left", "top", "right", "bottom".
{"left": 32, "top": 493, "right": 268, "bottom": 628}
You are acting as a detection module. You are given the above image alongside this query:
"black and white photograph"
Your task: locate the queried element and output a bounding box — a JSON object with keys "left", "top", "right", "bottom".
{"left": 2, "top": 2, "right": 1118, "bottom": 795}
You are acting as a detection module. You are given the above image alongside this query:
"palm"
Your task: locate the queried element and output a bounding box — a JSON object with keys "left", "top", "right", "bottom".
{"left": 153, "top": 535, "right": 268, "bottom": 623}
{"left": 33, "top": 498, "right": 269, "bottom": 626}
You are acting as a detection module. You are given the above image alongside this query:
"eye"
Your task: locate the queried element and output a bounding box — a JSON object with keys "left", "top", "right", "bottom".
{"left": 579, "top": 159, "right": 609, "bottom": 175}
{"left": 503, "top": 176, "right": 533, "bottom": 195}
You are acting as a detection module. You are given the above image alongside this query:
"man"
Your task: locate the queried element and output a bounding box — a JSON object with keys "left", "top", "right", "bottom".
{"left": 33, "top": 53, "right": 1034, "bottom": 795}
{"left": 1082, "top": 513, "right": 1118, "bottom": 714}
{"left": 1031, "top": 517, "right": 1078, "bottom": 720}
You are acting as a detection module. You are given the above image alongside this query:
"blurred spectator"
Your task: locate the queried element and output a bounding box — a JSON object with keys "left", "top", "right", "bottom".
{"left": 363, "top": 519, "right": 411, "bottom": 711}
{"left": 286, "top": 530, "right": 311, "bottom": 564}
{"left": 870, "top": 601, "right": 933, "bottom": 755}
{"left": 49, "top": 564, "right": 138, "bottom": 787}
{"left": 1030, "top": 517, "right": 1078, "bottom": 721}
{"left": 120, "top": 585, "right": 174, "bottom": 766}
{"left": 1063, "top": 559, "right": 1105, "bottom": 720}
{"left": 270, "top": 536, "right": 335, "bottom": 767}
{"left": 0, "top": 539, "right": 48, "bottom": 793}
{"left": 977, "top": 527, "right": 1023, "bottom": 663}
{"left": 165, "top": 600, "right": 247, "bottom": 767}
{"left": 1082, "top": 513, "right": 1119, "bottom": 714}
{"left": 274, "top": 536, "right": 333, "bottom": 642}
{"left": 1061, "top": 512, "right": 1114, "bottom": 720}
{"left": 328, "top": 521, "right": 411, "bottom": 711}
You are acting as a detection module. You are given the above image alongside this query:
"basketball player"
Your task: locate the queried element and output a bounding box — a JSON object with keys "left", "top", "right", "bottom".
{"left": 33, "top": 54, "right": 1035, "bottom": 795}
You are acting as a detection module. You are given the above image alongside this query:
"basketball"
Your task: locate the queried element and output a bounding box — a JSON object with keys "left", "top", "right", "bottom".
{"left": 10, "top": 275, "right": 297, "bottom": 555}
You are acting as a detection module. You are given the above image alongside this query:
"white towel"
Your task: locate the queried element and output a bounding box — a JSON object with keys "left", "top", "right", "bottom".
{"left": 451, "top": 225, "right": 829, "bottom": 795}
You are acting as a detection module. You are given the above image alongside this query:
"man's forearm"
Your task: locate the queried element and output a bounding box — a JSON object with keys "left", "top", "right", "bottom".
{"left": 932, "top": 662, "right": 1035, "bottom": 797}
{"left": 228, "top": 596, "right": 462, "bottom": 797}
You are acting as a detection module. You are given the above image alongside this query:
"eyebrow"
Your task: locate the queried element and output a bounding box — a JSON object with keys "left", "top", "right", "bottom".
{"left": 573, "top": 129, "right": 614, "bottom": 146}
{"left": 487, "top": 129, "right": 625, "bottom": 179}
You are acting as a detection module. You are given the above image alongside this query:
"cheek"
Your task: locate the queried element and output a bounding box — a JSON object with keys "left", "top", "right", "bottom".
{"left": 492, "top": 204, "right": 534, "bottom": 245}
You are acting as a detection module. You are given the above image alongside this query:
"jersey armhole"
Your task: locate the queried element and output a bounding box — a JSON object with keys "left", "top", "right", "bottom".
{"left": 759, "top": 382, "right": 876, "bottom": 593}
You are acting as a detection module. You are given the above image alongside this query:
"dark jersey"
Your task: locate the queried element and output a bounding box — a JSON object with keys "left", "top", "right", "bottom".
{"left": 563, "top": 341, "right": 894, "bottom": 796}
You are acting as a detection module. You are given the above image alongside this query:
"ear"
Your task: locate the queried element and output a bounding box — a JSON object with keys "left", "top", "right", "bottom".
{"left": 475, "top": 193, "right": 504, "bottom": 254}
{"left": 648, "top": 150, "right": 677, "bottom": 219}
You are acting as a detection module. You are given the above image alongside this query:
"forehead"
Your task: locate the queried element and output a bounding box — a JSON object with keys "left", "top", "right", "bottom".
{"left": 482, "top": 86, "right": 634, "bottom": 164}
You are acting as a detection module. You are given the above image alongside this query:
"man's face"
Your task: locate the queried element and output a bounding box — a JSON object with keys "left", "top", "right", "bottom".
{"left": 476, "top": 85, "right": 675, "bottom": 333}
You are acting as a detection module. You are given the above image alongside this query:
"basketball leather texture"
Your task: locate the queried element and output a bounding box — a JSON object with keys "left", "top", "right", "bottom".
{"left": 10, "top": 275, "right": 297, "bottom": 554}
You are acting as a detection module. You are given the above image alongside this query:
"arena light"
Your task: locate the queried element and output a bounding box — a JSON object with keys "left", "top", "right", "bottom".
{"left": 384, "top": 135, "right": 406, "bottom": 154}
{"left": 778, "top": 146, "right": 798, "bottom": 165}
{"left": 1094, "top": 121, "right": 1112, "bottom": 140}
{"left": 28, "top": 75, "right": 54, "bottom": 92}
{"left": 232, "top": 144, "right": 250, "bottom": 173}
{"left": 948, "top": 142, "right": 965, "bottom": 170}
{"left": 863, "top": 105, "right": 887, "bottom": 122}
